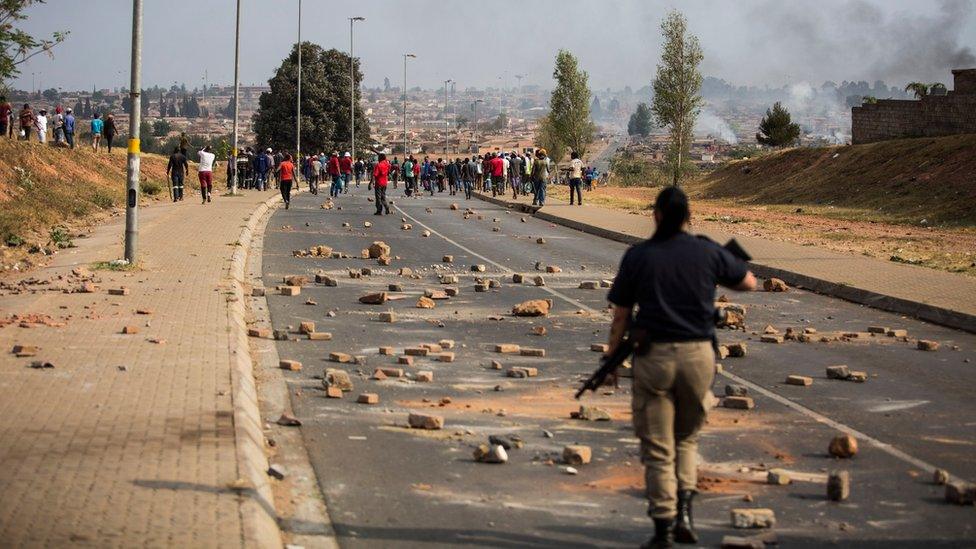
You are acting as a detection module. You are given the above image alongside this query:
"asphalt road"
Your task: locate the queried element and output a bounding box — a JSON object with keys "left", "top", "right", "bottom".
{"left": 262, "top": 183, "right": 976, "bottom": 548}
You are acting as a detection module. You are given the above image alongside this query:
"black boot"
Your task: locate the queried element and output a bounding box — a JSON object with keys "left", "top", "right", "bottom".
{"left": 674, "top": 490, "right": 698, "bottom": 544}
{"left": 640, "top": 518, "right": 673, "bottom": 549}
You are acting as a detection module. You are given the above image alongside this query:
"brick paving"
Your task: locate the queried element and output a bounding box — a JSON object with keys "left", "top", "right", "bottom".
{"left": 0, "top": 190, "right": 276, "bottom": 546}
{"left": 478, "top": 190, "right": 976, "bottom": 325}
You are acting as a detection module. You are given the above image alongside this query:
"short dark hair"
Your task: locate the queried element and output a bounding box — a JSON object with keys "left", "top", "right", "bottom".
{"left": 571, "top": 151, "right": 580, "bottom": 159}
{"left": 652, "top": 186, "right": 690, "bottom": 241}
{"left": 378, "top": 153, "right": 386, "bottom": 161}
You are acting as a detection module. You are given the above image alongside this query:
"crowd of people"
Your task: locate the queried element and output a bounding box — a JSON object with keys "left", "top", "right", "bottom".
{"left": 0, "top": 95, "right": 120, "bottom": 152}
{"left": 162, "top": 144, "right": 606, "bottom": 209}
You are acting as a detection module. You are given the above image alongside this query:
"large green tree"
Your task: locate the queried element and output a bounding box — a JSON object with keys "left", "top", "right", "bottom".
{"left": 651, "top": 10, "right": 703, "bottom": 186}
{"left": 756, "top": 102, "right": 800, "bottom": 147}
{"left": 253, "top": 42, "right": 371, "bottom": 154}
{"left": 0, "top": 0, "right": 68, "bottom": 81}
{"left": 628, "top": 103, "right": 653, "bottom": 137}
{"left": 546, "top": 49, "right": 595, "bottom": 161}
{"left": 534, "top": 114, "right": 566, "bottom": 167}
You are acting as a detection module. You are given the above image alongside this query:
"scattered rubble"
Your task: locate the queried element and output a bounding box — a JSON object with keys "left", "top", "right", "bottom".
{"left": 408, "top": 413, "right": 444, "bottom": 430}
{"left": 827, "top": 470, "right": 850, "bottom": 501}
{"left": 730, "top": 508, "right": 776, "bottom": 529}
{"left": 512, "top": 299, "right": 552, "bottom": 317}
{"left": 562, "top": 445, "right": 592, "bottom": 466}
{"left": 473, "top": 444, "right": 508, "bottom": 464}
{"left": 828, "top": 434, "right": 858, "bottom": 458}
{"left": 571, "top": 405, "right": 611, "bottom": 421}
{"left": 763, "top": 278, "right": 789, "bottom": 292}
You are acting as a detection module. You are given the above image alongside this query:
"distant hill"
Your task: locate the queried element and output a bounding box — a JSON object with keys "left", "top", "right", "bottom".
{"left": 695, "top": 134, "right": 976, "bottom": 226}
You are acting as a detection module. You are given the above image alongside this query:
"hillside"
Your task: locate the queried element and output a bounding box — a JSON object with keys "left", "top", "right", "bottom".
{"left": 693, "top": 134, "right": 976, "bottom": 226}
{"left": 0, "top": 140, "right": 218, "bottom": 269}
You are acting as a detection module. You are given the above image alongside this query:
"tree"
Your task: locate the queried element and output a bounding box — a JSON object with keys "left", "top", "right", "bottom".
{"left": 651, "top": 10, "right": 703, "bottom": 186}
{"left": 546, "top": 49, "right": 595, "bottom": 160}
{"left": 930, "top": 82, "right": 947, "bottom": 95}
{"left": 755, "top": 102, "right": 800, "bottom": 147}
{"left": 905, "top": 82, "right": 929, "bottom": 99}
{"left": 158, "top": 91, "right": 165, "bottom": 117}
{"left": 253, "top": 42, "right": 371, "bottom": 154}
{"left": 41, "top": 87, "right": 57, "bottom": 101}
{"left": 0, "top": 1, "right": 68, "bottom": 80}
{"left": 628, "top": 103, "right": 653, "bottom": 137}
{"left": 534, "top": 115, "right": 566, "bottom": 166}
{"left": 590, "top": 96, "right": 602, "bottom": 119}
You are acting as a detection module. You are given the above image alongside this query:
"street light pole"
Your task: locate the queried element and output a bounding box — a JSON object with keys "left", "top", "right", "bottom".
{"left": 402, "top": 53, "right": 415, "bottom": 157}
{"left": 124, "top": 0, "right": 142, "bottom": 263}
{"left": 349, "top": 17, "right": 365, "bottom": 163}
{"left": 473, "top": 99, "right": 483, "bottom": 152}
{"left": 230, "top": 0, "right": 241, "bottom": 194}
{"left": 296, "top": 0, "right": 302, "bottom": 175}
{"left": 443, "top": 78, "right": 452, "bottom": 153}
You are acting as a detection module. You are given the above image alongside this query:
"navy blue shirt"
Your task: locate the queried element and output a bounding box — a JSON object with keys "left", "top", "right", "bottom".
{"left": 607, "top": 232, "right": 748, "bottom": 342}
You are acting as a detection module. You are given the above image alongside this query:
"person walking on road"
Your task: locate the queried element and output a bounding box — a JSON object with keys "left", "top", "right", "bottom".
{"left": 606, "top": 187, "right": 756, "bottom": 549}
{"left": 509, "top": 152, "right": 523, "bottom": 198}
{"left": 390, "top": 157, "right": 400, "bottom": 189}
{"left": 64, "top": 108, "right": 75, "bottom": 148}
{"left": 569, "top": 151, "right": 584, "bottom": 205}
{"left": 462, "top": 156, "right": 476, "bottom": 200}
{"left": 530, "top": 149, "right": 550, "bottom": 206}
{"left": 104, "top": 114, "right": 118, "bottom": 153}
{"left": 167, "top": 146, "right": 188, "bottom": 201}
{"left": 340, "top": 152, "right": 353, "bottom": 192}
{"left": 309, "top": 155, "right": 321, "bottom": 195}
{"left": 446, "top": 157, "right": 460, "bottom": 196}
{"left": 253, "top": 148, "right": 272, "bottom": 191}
{"left": 489, "top": 152, "right": 505, "bottom": 197}
{"left": 412, "top": 156, "right": 421, "bottom": 195}
{"left": 327, "top": 151, "right": 342, "bottom": 197}
{"left": 18, "top": 104, "right": 34, "bottom": 141}
{"left": 278, "top": 153, "right": 295, "bottom": 209}
{"left": 372, "top": 152, "right": 392, "bottom": 215}
{"left": 401, "top": 156, "right": 414, "bottom": 196}
{"left": 198, "top": 145, "right": 216, "bottom": 204}
{"left": 90, "top": 113, "right": 103, "bottom": 152}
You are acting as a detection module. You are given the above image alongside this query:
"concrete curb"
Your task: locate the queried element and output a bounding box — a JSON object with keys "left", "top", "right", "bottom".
{"left": 226, "top": 191, "right": 289, "bottom": 549}
{"left": 474, "top": 193, "right": 976, "bottom": 334}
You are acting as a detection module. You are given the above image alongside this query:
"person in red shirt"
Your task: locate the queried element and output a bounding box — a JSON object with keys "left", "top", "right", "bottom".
{"left": 327, "top": 152, "right": 342, "bottom": 197}
{"left": 372, "top": 153, "right": 392, "bottom": 215}
{"left": 411, "top": 157, "right": 421, "bottom": 194}
{"left": 490, "top": 153, "right": 505, "bottom": 197}
{"left": 278, "top": 153, "right": 295, "bottom": 209}
{"left": 0, "top": 96, "right": 11, "bottom": 138}
{"left": 340, "top": 152, "right": 353, "bottom": 190}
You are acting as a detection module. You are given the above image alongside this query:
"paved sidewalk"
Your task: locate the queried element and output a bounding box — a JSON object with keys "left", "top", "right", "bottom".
{"left": 474, "top": 190, "right": 976, "bottom": 332}
{"left": 0, "top": 191, "right": 281, "bottom": 546}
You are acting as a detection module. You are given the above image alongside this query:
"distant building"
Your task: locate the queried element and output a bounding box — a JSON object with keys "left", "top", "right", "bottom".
{"left": 851, "top": 68, "right": 976, "bottom": 144}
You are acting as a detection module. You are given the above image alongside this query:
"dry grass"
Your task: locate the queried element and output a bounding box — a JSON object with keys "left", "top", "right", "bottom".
{"left": 0, "top": 139, "right": 223, "bottom": 244}
{"left": 695, "top": 134, "right": 976, "bottom": 226}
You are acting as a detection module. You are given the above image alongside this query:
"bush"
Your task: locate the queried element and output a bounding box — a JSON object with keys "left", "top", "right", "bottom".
{"left": 91, "top": 189, "right": 115, "bottom": 209}
{"left": 609, "top": 151, "right": 668, "bottom": 187}
{"left": 48, "top": 226, "right": 73, "bottom": 248}
{"left": 141, "top": 180, "right": 164, "bottom": 196}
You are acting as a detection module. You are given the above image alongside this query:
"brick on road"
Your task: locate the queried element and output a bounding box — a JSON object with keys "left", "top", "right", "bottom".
{"left": 0, "top": 191, "right": 275, "bottom": 546}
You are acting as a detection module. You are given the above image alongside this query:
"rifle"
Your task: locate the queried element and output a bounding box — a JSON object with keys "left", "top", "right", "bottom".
{"left": 575, "top": 238, "right": 752, "bottom": 399}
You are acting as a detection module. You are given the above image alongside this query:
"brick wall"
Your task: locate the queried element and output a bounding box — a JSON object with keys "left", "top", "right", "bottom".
{"left": 851, "top": 68, "right": 976, "bottom": 144}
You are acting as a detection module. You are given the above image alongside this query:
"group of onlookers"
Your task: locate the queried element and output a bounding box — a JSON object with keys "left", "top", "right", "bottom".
{"left": 0, "top": 96, "right": 119, "bottom": 152}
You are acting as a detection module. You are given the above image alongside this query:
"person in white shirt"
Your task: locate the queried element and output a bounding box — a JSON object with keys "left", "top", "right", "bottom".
{"left": 198, "top": 146, "right": 217, "bottom": 204}
{"left": 569, "top": 150, "right": 584, "bottom": 205}
{"left": 35, "top": 110, "right": 48, "bottom": 144}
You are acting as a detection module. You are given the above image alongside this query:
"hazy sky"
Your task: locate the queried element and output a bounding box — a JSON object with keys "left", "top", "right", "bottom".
{"left": 9, "top": 0, "right": 976, "bottom": 93}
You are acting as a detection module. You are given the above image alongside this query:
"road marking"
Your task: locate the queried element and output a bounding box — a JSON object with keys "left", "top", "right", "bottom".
{"left": 719, "top": 369, "right": 963, "bottom": 481}
{"left": 394, "top": 203, "right": 603, "bottom": 315}
{"left": 395, "top": 196, "right": 967, "bottom": 483}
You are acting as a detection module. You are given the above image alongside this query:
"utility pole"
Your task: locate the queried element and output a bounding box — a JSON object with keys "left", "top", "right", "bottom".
{"left": 402, "top": 53, "right": 415, "bottom": 157}
{"left": 349, "top": 17, "right": 365, "bottom": 163}
{"left": 473, "top": 99, "right": 483, "bottom": 151}
{"left": 296, "top": 0, "right": 302, "bottom": 177}
{"left": 230, "top": 0, "right": 241, "bottom": 194}
{"left": 124, "top": 0, "right": 142, "bottom": 263}
{"left": 443, "top": 79, "right": 452, "bottom": 152}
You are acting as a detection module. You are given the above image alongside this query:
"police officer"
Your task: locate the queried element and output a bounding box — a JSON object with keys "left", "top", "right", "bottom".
{"left": 606, "top": 186, "right": 756, "bottom": 548}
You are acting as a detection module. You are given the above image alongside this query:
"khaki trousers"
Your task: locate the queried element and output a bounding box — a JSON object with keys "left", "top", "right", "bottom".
{"left": 632, "top": 340, "right": 715, "bottom": 519}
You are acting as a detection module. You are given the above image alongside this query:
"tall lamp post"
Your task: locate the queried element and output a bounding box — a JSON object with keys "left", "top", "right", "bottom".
{"left": 402, "top": 53, "right": 416, "bottom": 156}
{"left": 472, "top": 99, "right": 483, "bottom": 152}
{"left": 349, "top": 17, "right": 365, "bottom": 162}
{"left": 124, "top": 0, "right": 142, "bottom": 263}
{"left": 443, "top": 79, "right": 452, "bottom": 152}
{"left": 296, "top": 0, "right": 302, "bottom": 178}
{"left": 230, "top": 0, "right": 241, "bottom": 194}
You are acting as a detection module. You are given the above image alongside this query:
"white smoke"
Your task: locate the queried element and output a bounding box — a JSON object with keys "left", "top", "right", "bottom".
{"left": 696, "top": 109, "right": 739, "bottom": 144}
